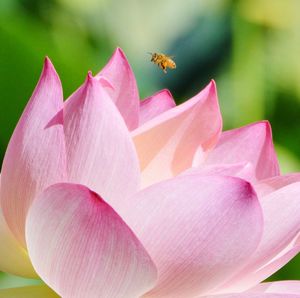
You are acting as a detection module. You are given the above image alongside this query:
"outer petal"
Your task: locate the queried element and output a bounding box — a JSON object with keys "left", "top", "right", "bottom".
{"left": 64, "top": 74, "right": 140, "bottom": 210}
{"left": 0, "top": 58, "right": 66, "bottom": 245}
{"left": 248, "top": 281, "right": 300, "bottom": 295}
{"left": 132, "top": 81, "right": 222, "bottom": 188}
{"left": 26, "top": 183, "right": 157, "bottom": 298}
{"left": 97, "top": 47, "right": 139, "bottom": 130}
{"left": 255, "top": 174, "right": 300, "bottom": 197}
{"left": 205, "top": 281, "right": 300, "bottom": 298}
{"left": 218, "top": 182, "right": 300, "bottom": 293}
{"left": 139, "top": 89, "right": 176, "bottom": 125}
{"left": 0, "top": 285, "right": 59, "bottom": 297}
{"left": 120, "top": 175, "right": 263, "bottom": 298}
{"left": 203, "top": 121, "right": 279, "bottom": 180}
{"left": 203, "top": 293, "right": 300, "bottom": 298}
{"left": 182, "top": 162, "right": 255, "bottom": 183}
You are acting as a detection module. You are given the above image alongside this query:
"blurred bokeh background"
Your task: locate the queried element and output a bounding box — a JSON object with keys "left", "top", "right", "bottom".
{"left": 1, "top": 0, "right": 300, "bottom": 289}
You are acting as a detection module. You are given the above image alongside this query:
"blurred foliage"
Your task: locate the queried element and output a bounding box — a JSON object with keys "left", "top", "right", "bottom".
{"left": 1, "top": 0, "right": 300, "bottom": 289}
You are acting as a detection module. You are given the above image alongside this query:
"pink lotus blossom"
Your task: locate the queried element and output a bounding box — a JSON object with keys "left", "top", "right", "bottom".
{"left": 1, "top": 48, "right": 300, "bottom": 297}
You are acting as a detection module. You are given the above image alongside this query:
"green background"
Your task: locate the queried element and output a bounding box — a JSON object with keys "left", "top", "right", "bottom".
{"left": 1, "top": 0, "right": 300, "bottom": 289}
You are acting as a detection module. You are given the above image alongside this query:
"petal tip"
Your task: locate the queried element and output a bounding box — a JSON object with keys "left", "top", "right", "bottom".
{"left": 85, "top": 71, "right": 97, "bottom": 87}
{"left": 42, "top": 57, "right": 59, "bottom": 80}
{"left": 114, "top": 47, "right": 126, "bottom": 59}
{"left": 208, "top": 79, "right": 217, "bottom": 96}
{"left": 160, "top": 88, "right": 173, "bottom": 98}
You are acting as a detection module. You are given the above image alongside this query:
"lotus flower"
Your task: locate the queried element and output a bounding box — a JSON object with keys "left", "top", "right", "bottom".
{"left": 1, "top": 48, "right": 300, "bottom": 298}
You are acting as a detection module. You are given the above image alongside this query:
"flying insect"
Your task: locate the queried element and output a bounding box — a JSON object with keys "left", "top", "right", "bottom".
{"left": 148, "top": 52, "right": 176, "bottom": 74}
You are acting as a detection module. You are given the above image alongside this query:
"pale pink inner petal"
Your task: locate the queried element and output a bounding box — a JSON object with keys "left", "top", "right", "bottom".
{"left": 132, "top": 81, "right": 222, "bottom": 188}
{"left": 97, "top": 47, "right": 140, "bottom": 130}
{"left": 119, "top": 175, "right": 263, "bottom": 298}
{"left": 203, "top": 121, "right": 279, "bottom": 180}
{"left": 182, "top": 162, "right": 255, "bottom": 183}
{"left": 217, "top": 182, "right": 300, "bottom": 293}
{"left": 139, "top": 89, "right": 176, "bottom": 125}
{"left": 254, "top": 174, "right": 300, "bottom": 197}
{"left": 26, "top": 183, "right": 157, "bottom": 298}
{"left": 0, "top": 58, "right": 66, "bottom": 245}
{"left": 202, "top": 293, "right": 300, "bottom": 298}
{"left": 248, "top": 281, "right": 300, "bottom": 295}
{"left": 63, "top": 73, "right": 140, "bottom": 211}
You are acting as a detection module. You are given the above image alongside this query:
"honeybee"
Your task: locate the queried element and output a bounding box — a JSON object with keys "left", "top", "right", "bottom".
{"left": 148, "top": 52, "right": 176, "bottom": 74}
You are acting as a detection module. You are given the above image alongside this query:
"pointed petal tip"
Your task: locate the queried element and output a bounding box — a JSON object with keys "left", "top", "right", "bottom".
{"left": 210, "top": 78, "right": 216, "bottom": 85}
{"left": 115, "top": 47, "right": 126, "bottom": 58}
{"left": 44, "top": 56, "right": 53, "bottom": 67}
{"left": 160, "top": 88, "right": 173, "bottom": 98}
{"left": 87, "top": 70, "right": 93, "bottom": 80}
{"left": 148, "top": 88, "right": 174, "bottom": 100}
{"left": 85, "top": 71, "right": 97, "bottom": 88}
{"left": 192, "top": 80, "right": 218, "bottom": 104}
{"left": 246, "top": 120, "right": 272, "bottom": 133}
{"left": 208, "top": 79, "right": 217, "bottom": 95}
{"left": 42, "top": 56, "right": 58, "bottom": 78}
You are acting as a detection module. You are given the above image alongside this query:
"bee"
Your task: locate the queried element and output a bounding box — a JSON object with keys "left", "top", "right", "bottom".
{"left": 148, "top": 52, "right": 176, "bottom": 74}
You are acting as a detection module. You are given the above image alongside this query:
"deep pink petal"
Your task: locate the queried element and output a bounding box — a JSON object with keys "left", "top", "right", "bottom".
{"left": 64, "top": 73, "right": 140, "bottom": 211}
{"left": 26, "top": 183, "right": 157, "bottom": 298}
{"left": 217, "top": 182, "right": 300, "bottom": 293}
{"left": 0, "top": 58, "right": 66, "bottom": 245}
{"left": 97, "top": 47, "right": 139, "bottom": 130}
{"left": 132, "top": 81, "right": 222, "bottom": 187}
{"left": 120, "top": 175, "right": 263, "bottom": 297}
{"left": 203, "top": 121, "right": 279, "bottom": 180}
{"left": 139, "top": 89, "right": 176, "bottom": 125}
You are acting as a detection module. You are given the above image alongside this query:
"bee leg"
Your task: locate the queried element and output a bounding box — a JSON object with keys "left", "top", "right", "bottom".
{"left": 161, "top": 63, "right": 167, "bottom": 74}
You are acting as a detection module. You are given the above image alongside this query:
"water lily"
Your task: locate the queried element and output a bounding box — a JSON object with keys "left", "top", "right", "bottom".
{"left": 1, "top": 48, "right": 300, "bottom": 297}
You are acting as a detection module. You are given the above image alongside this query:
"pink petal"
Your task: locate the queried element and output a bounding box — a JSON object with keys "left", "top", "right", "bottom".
{"left": 204, "top": 293, "right": 300, "bottom": 298}
{"left": 139, "top": 89, "right": 176, "bottom": 125}
{"left": 132, "top": 81, "right": 222, "bottom": 188}
{"left": 248, "top": 281, "right": 300, "bottom": 295}
{"left": 255, "top": 174, "right": 300, "bottom": 197}
{"left": 97, "top": 47, "right": 139, "bottom": 130}
{"left": 64, "top": 73, "right": 140, "bottom": 211}
{"left": 182, "top": 162, "right": 255, "bottom": 183}
{"left": 0, "top": 58, "right": 66, "bottom": 245}
{"left": 120, "top": 175, "right": 263, "bottom": 297}
{"left": 217, "top": 182, "right": 300, "bottom": 293}
{"left": 203, "top": 121, "right": 279, "bottom": 180}
{"left": 26, "top": 183, "right": 157, "bottom": 298}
